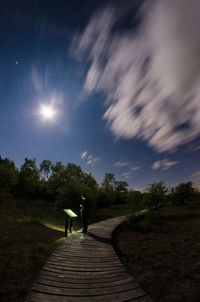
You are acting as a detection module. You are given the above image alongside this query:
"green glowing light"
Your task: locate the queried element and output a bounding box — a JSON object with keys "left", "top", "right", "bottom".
{"left": 63, "top": 209, "right": 77, "bottom": 218}
{"left": 55, "top": 237, "right": 65, "bottom": 244}
{"left": 42, "top": 222, "right": 65, "bottom": 232}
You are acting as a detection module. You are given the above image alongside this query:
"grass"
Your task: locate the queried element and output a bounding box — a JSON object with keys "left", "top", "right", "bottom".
{"left": 0, "top": 196, "right": 72, "bottom": 302}
{"left": 0, "top": 195, "right": 124, "bottom": 302}
{"left": 0, "top": 218, "right": 65, "bottom": 302}
{"left": 113, "top": 205, "right": 200, "bottom": 302}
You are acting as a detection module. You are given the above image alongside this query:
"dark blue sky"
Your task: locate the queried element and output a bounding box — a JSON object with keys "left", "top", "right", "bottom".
{"left": 1, "top": 0, "right": 200, "bottom": 189}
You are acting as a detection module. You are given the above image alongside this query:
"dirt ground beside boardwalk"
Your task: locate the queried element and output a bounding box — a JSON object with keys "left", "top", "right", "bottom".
{"left": 0, "top": 219, "right": 64, "bottom": 302}
{"left": 113, "top": 206, "right": 200, "bottom": 302}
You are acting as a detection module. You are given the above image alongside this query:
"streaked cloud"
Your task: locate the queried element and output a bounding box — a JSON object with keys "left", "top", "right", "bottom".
{"left": 31, "top": 65, "right": 63, "bottom": 112}
{"left": 192, "top": 145, "right": 200, "bottom": 152}
{"left": 191, "top": 170, "right": 200, "bottom": 179}
{"left": 131, "top": 166, "right": 141, "bottom": 171}
{"left": 152, "top": 159, "right": 178, "bottom": 170}
{"left": 32, "top": 66, "right": 44, "bottom": 92}
{"left": 81, "top": 151, "right": 99, "bottom": 165}
{"left": 73, "top": 0, "right": 200, "bottom": 153}
{"left": 191, "top": 170, "right": 200, "bottom": 188}
{"left": 86, "top": 157, "right": 99, "bottom": 165}
{"left": 122, "top": 172, "right": 131, "bottom": 179}
{"left": 31, "top": 65, "right": 53, "bottom": 94}
{"left": 80, "top": 151, "right": 87, "bottom": 159}
{"left": 115, "top": 161, "right": 129, "bottom": 167}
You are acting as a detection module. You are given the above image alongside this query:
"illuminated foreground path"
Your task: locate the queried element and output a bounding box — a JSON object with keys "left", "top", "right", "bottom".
{"left": 26, "top": 217, "right": 151, "bottom": 302}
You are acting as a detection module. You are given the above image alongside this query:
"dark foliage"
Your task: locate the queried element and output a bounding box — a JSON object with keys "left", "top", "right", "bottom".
{"left": 170, "top": 181, "right": 198, "bottom": 205}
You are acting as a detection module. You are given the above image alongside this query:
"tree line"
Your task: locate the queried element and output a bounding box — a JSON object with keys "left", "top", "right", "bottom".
{"left": 0, "top": 155, "right": 199, "bottom": 213}
{"left": 0, "top": 156, "right": 128, "bottom": 211}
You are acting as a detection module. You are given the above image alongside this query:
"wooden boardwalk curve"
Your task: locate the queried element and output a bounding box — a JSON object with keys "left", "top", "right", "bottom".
{"left": 26, "top": 217, "right": 151, "bottom": 302}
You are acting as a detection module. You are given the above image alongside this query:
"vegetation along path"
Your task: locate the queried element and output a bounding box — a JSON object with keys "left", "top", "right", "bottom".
{"left": 26, "top": 217, "right": 151, "bottom": 302}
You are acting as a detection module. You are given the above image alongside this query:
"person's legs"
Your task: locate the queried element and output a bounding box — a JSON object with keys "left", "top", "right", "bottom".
{"left": 65, "top": 216, "right": 68, "bottom": 237}
{"left": 69, "top": 218, "right": 73, "bottom": 233}
{"left": 82, "top": 213, "right": 88, "bottom": 233}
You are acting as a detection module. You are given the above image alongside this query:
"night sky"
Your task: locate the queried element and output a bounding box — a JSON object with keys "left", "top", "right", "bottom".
{"left": 1, "top": 0, "right": 200, "bottom": 190}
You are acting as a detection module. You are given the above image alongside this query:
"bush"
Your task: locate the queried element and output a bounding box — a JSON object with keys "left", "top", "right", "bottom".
{"left": 146, "top": 181, "right": 168, "bottom": 210}
{"left": 170, "top": 182, "right": 198, "bottom": 205}
{"left": 126, "top": 191, "right": 147, "bottom": 219}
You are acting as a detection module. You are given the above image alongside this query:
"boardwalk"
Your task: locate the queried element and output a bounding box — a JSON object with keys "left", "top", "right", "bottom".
{"left": 26, "top": 217, "right": 151, "bottom": 302}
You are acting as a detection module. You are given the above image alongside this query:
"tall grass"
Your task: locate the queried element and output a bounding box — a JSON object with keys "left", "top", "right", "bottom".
{"left": 0, "top": 196, "right": 69, "bottom": 231}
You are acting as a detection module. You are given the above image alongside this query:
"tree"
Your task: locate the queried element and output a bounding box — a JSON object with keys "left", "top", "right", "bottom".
{"left": 171, "top": 181, "right": 196, "bottom": 205}
{"left": 40, "top": 160, "right": 52, "bottom": 180}
{"left": 56, "top": 182, "right": 84, "bottom": 211}
{"left": 18, "top": 158, "right": 40, "bottom": 199}
{"left": 115, "top": 181, "right": 128, "bottom": 193}
{"left": 146, "top": 181, "right": 168, "bottom": 210}
{"left": 0, "top": 157, "right": 18, "bottom": 195}
{"left": 102, "top": 173, "right": 116, "bottom": 192}
{"left": 115, "top": 181, "right": 128, "bottom": 203}
{"left": 100, "top": 173, "right": 129, "bottom": 206}
{"left": 126, "top": 190, "right": 144, "bottom": 217}
{"left": 49, "top": 162, "right": 85, "bottom": 189}
{"left": 82, "top": 172, "right": 98, "bottom": 191}
{"left": 48, "top": 162, "right": 65, "bottom": 192}
{"left": 49, "top": 162, "right": 98, "bottom": 205}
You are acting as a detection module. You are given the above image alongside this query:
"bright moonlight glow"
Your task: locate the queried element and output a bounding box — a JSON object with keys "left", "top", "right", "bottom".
{"left": 40, "top": 105, "right": 55, "bottom": 119}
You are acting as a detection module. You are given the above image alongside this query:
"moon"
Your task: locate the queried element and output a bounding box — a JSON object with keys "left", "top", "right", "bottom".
{"left": 40, "top": 105, "right": 55, "bottom": 119}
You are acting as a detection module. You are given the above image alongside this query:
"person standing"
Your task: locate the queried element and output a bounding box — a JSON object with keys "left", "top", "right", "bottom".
{"left": 80, "top": 194, "right": 89, "bottom": 233}
{"left": 64, "top": 214, "right": 73, "bottom": 238}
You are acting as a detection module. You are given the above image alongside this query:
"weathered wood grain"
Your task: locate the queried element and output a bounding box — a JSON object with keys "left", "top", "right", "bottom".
{"left": 26, "top": 216, "right": 152, "bottom": 301}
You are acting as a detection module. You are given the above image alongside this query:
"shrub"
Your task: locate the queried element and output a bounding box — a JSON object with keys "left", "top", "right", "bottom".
{"left": 146, "top": 181, "right": 168, "bottom": 210}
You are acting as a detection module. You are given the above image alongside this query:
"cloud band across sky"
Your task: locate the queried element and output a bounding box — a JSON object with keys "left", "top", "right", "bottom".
{"left": 73, "top": 0, "right": 200, "bottom": 153}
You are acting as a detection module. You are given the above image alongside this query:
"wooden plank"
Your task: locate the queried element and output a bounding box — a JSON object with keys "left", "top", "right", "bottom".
{"left": 43, "top": 265, "right": 125, "bottom": 274}
{"left": 28, "top": 288, "right": 148, "bottom": 302}
{"left": 32, "top": 281, "right": 140, "bottom": 296}
{"left": 51, "top": 251, "right": 118, "bottom": 259}
{"left": 57, "top": 244, "right": 112, "bottom": 251}
{"left": 26, "top": 216, "right": 151, "bottom": 302}
{"left": 46, "top": 259, "right": 124, "bottom": 269}
{"left": 49, "top": 254, "right": 120, "bottom": 263}
{"left": 40, "top": 271, "right": 133, "bottom": 283}
{"left": 36, "top": 276, "right": 135, "bottom": 288}
{"left": 54, "top": 248, "right": 116, "bottom": 256}
{"left": 40, "top": 269, "right": 132, "bottom": 281}
{"left": 42, "top": 266, "right": 126, "bottom": 276}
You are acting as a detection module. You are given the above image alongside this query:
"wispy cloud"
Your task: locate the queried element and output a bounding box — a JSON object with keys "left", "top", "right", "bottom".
{"left": 192, "top": 145, "right": 200, "bottom": 152}
{"left": 191, "top": 170, "right": 200, "bottom": 188}
{"left": 115, "top": 161, "right": 129, "bottom": 167}
{"left": 86, "top": 157, "right": 99, "bottom": 165}
{"left": 32, "top": 66, "right": 44, "bottom": 92}
{"left": 191, "top": 170, "right": 200, "bottom": 178}
{"left": 73, "top": 1, "right": 200, "bottom": 153}
{"left": 122, "top": 172, "right": 131, "bottom": 179}
{"left": 31, "top": 65, "right": 63, "bottom": 113}
{"left": 80, "top": 151, "right": 87, "bottom": 159}
{"left": 81, "top": 151, "right": 99, "bottom": 165}
{"left": 131, "top": 166, "right": 141, "bottom": 171}
{"left": 152, "top": 159, "right": 178, "bottom": 170}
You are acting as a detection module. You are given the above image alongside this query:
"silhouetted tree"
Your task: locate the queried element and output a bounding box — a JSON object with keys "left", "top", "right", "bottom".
{"left": 18, "top": 158, "right": 40, "bottom": 199}
{"left": 102, "top": 173, "right": 116, "bottom": 192}
{"left": 40, "top": 160, "right": 52, "bottom": 180}
{"left": 171, "top": 181, "right": 196, "bottom": 205}
{"left": 0, "top": 157, "right": 18, "bottom": 195}
{"left": 146, "top": 181, "right": 168, "bottom": 210}
{"left": 82, "top": 172, "right": 98, "bottom": 191}
{"left": 115, "top": 180, "right": 128, "bottom": 203}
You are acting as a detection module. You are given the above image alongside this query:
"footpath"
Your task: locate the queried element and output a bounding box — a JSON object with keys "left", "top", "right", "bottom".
{"left": 26, "top": 217, "right": 151, "bottom": 302}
